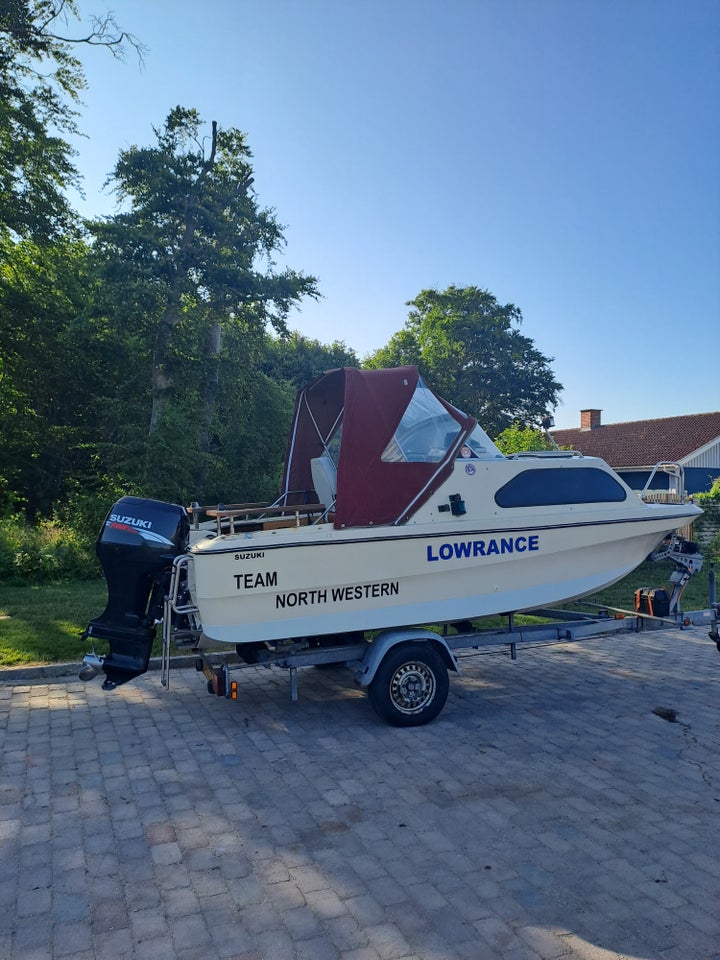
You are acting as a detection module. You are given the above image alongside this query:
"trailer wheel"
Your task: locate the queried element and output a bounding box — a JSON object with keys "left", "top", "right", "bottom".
{"left": 368, "top": 643, "right": 449, "bottom": 727}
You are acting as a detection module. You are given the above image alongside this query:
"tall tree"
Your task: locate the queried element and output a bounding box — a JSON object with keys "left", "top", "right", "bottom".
{"left": 90, "top": 107, "right": 319, "bottom": 500}
{"left": 365, "top": 285, "right": 562, "bottom": 437}
{"left": 0, "top": 0, "right": 140, "bottom": 241}
{"left": 0, "top": 2, "right": 141, "bottom": 517}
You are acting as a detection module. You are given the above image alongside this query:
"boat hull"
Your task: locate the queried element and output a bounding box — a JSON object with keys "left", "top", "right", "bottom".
{"left": 189, "top": 506, "right": 698, "bottom": 644}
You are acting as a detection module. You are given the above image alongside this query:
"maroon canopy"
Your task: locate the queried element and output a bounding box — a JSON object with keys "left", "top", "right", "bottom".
{"left": 280, "top": 366, "right": 475, "bottom": 528}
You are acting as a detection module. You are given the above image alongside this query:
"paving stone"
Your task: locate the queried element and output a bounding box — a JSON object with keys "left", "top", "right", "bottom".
{"left": 363, "top": 922, "right": 412, "bottom": 959}
{"left": 52, "top": 921, "right": 93, "bottom": 956}
{"left": 296, "top": 935, "right": 342, "bottom": 960}
{"left": 282, "top": 903, "right": 324, "bottom": 940}
{"left": 339, "top": 949, "right": 382, "bottom": 960}
{"left": 324, "top": 914, "right": 368, "bottom": 952}
{"left": 253, "top": 928, "right": 296, "bottom": 960}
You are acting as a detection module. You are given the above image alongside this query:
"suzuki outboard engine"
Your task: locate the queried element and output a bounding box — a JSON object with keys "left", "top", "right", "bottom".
{"left": 84, "top": 496, "right": 189, "bottom": 689}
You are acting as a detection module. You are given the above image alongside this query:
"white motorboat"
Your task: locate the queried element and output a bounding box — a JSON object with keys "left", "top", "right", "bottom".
{"left": 84, "top": 365, "right": 701, "bottom": 689}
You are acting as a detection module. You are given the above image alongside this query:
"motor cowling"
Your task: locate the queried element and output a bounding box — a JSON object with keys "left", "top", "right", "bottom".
{"left": 85, "top": 496, "right": 189, "bottom": 688}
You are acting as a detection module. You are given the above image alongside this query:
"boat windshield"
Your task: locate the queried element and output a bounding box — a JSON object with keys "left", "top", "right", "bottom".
{"left": 381, "top": 378, "right": 501, "bottom": 463}
{"left": 462, "top": 424, "right": 503, "bottom": 459}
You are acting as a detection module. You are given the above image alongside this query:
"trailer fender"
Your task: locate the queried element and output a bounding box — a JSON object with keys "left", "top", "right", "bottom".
{"left": 355, "top": 627, "right": 461, "bottom": 687}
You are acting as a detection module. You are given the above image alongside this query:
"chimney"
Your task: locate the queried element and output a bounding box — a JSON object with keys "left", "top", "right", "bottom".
{"left": 580, "top": 409, "right": 602, "bottom": 430}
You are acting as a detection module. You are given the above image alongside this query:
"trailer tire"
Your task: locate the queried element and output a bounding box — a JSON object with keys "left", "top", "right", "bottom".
{"left": 368, "top": 643, "right": 449, "bottom": 727}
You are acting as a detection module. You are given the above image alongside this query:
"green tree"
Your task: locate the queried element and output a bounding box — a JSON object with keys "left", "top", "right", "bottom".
{"left": 0, "top": 233, "right": 112, "bottom": 515}
{"left": 494, "top": 423, "right": 554, "bottom": 455}
{"left": 366, "top": 285, "right": 562, "bottom": 438}
{"left": 0, "top": 2, "right": 141, "bottom": 518}
{"left": 263, "top": 331, "right": 359, "bottom": 390}
{"left": 89, "top": 108, "right": 319, "bottom": 501}
{"left": 0, "top": 0, "right": 139, "bottom": 241}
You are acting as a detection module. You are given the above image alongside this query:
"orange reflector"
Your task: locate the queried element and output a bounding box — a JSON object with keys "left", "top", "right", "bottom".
{"left": 230, "top": 680, "right": 238, "bottom": 700}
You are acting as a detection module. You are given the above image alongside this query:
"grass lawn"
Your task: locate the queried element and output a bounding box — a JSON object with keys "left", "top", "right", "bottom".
{"left": 0, "top": 580, "right": 109, "bottom": 667}
{"left": 0, "top": 558, "right": 715, "bottom": 668}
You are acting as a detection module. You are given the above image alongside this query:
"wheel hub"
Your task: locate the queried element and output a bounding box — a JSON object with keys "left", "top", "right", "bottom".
{"left": 390, "top": 662, "right": 436, "bottom": 714}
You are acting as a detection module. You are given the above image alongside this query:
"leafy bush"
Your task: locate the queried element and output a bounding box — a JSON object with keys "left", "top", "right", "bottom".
{"left": 0, "top": 515, "right": 99, "bottom": 584}
{"left": 707, "top": 532, "right": 720, "bottom": 563}
{"left": 693, "top": 476, "right": 720, "bottom": 503}
{"left": 494, "top": 423, "right": 553, "bottom": 455}
{"left": 691, "top": 478, "right": 720, "bottom": 564}
{"left": 54, "top": 471, "right": 143, "bottom": 538}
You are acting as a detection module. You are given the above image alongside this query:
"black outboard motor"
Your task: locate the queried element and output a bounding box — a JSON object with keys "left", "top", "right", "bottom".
{"left": 84, "top": 496, "right": 189, "bottom": 689}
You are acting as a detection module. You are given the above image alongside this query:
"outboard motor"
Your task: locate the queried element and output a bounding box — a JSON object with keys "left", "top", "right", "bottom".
{"left": 83, "top": 496, "right": 189, "bottom": 689}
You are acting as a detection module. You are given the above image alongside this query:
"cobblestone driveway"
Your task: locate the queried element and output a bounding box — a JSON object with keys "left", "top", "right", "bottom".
{"left": 1, "top": 626, "right": 718, "bottom": 960}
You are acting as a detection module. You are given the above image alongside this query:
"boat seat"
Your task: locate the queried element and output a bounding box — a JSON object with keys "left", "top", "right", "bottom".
{"left": 310, "top": 456, "right": 337, "bottom": 511}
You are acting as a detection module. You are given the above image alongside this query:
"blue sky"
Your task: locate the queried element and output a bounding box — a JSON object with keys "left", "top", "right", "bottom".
{"left": 70, "top": 0, "right": 719, "bottom": 429}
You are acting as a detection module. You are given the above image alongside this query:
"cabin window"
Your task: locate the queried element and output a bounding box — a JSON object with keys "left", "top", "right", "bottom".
{"left": 381, "top": 379, "right": 461, "bottom": 462}
{"left": 495, "top": 467, "right": 627, "bottom": 507}
{"left": 461, "top": 424, "right": 503, "bottom": 459}
{"left": 381, "top": 380, "right": 503, "bottom": 463}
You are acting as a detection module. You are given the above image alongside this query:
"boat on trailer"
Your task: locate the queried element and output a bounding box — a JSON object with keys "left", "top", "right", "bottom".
{"left": 82, "top": 365, "right": 704, "bottom": 723}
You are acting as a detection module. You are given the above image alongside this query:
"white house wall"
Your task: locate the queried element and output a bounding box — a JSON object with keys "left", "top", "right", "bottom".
{"left": 680, "top": 437, "right": 720, "bottom": 470}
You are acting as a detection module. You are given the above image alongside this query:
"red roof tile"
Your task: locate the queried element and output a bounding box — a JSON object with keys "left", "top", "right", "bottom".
{"left": 551, "top": 412, "right": 720, "bottom": 468}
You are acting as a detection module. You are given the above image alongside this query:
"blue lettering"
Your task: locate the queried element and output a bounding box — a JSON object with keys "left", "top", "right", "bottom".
{"left": 426, "top": 535, "right": 539, "bottom": 562}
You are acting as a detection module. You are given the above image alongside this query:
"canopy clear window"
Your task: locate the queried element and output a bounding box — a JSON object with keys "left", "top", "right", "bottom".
{"left": 381, "top": 378, "right": 502, "bottom": 463}
{"left": 462, "top": 424, "right": 503, "bottom": 459}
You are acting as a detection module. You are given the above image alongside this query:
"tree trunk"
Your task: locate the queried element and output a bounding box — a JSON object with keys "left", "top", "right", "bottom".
{"left": 148, "top": 121, "right": 218, "bottom": 437}
{"left": 194, "top": 316, "right": 222, "bottom": 496}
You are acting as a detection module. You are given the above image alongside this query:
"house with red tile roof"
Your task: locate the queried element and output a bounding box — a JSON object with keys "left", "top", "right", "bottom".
{"left": 551, "top": 409, "right": 720, "bottom": 494}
